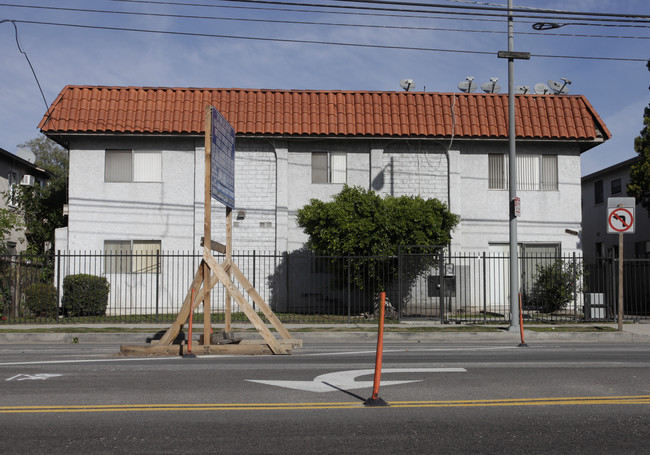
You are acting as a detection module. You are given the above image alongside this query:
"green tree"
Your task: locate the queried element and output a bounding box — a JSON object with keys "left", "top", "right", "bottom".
{"left": 627, "top": 59, "right": 650, "bottom": 216}
{"left": 296, "top": 185, "right": 459, "bottom": 312}
{"left": 15, "top": 135, "right": 68, "bottom": 254}
{"left": 297, "top": 185, "right": 459, "bottom": 256}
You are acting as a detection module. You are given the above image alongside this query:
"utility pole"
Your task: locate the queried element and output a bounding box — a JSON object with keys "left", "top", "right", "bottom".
{"left": 498, "top": 1, "right": 530, "bottom": 331}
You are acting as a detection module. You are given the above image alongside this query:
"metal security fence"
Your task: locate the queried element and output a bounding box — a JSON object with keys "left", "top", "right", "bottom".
{"left": 1, "top": 251, "right": 648, "bottom": 324}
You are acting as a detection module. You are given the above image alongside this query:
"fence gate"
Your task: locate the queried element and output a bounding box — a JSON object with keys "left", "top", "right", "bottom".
{"left": 398, "top": 245, "right": 447, "bottom": 321}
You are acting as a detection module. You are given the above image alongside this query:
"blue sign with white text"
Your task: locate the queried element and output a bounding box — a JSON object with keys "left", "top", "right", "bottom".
{"left": 210, "top": 106, "right": 235, "bottom": 209}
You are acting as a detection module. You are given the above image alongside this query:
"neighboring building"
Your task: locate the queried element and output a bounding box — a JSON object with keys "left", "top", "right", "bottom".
{"left": 0, "top": 147, "right": 50, "bottom": 254}
{"left": 38, "top": 85, "right": 610, "bottom": 315}
{"left": 582, "top": 156, "right": 650, "bottom": 259}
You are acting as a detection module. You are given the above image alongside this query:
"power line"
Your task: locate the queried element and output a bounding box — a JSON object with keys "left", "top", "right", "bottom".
{"left": 93, "top": 0, "right": 650, "bottom": 28}
{"left": 0, "top": 19, "right": 50, "bottom": 115}
{"left": 326, "top": 0, "right": 650, "bottom": 20}
{"left": 105, "top": 0, "right": 650, "bottom": 24}
{"left": 7, "top": 19, "right": 646, "bottom": 62}
{"left": 3, "top": 3, "right": 648, "bottom": 40}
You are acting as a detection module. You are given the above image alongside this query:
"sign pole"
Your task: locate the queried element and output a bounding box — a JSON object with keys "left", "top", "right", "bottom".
{"left": 203, "top": 106, "right": 212, "bottom": 345}
{"left": 618, "top": 231, "right": 624, "bottom": 332}
{"left": 607, "top": 198, "right": 634, "bottom": 332}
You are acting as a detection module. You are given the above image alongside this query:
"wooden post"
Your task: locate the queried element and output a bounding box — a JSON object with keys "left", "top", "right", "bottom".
{"left": 225, "top": 206, "right": 232, "bottom": 333}
{"left": 203, "top": 106, "right": 212, "bottom": 345}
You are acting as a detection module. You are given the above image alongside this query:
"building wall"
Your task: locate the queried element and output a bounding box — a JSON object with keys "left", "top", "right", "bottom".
{"left": 58, "top": 135, "right": 585, "bottom": 256}
{"left": 457, "top": 142, "right": 583, "bottom": 254}
{"left": 582, "top": 157, "right": 650, "bottom": 259}
{"left": 0, "top": 151, "right": 49, "bottom": 254}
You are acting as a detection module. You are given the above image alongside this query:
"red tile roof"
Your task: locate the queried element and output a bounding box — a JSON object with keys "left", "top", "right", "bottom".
{"left": 39, "top": 85, "right": 610, "bottom": 142}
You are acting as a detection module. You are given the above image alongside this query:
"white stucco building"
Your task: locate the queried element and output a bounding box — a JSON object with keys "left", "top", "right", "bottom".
{"left": 38, "top": 86, "right": 610, "bottom": 317}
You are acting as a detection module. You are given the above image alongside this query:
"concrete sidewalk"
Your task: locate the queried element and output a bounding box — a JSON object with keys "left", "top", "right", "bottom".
{"left": 1, "top": 321, "right": 649, "bottom": 344}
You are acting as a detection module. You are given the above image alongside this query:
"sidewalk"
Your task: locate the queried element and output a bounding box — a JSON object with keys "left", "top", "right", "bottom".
{"left": 1, "top": 321, "right": 649, "bottom": 344}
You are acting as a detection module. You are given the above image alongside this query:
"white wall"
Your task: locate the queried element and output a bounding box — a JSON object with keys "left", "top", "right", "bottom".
{"left": 456, "top": 142, "right": 583, "bottom": 254}
{"left": 60, "top": 135, "right": 586, "bottom": 256}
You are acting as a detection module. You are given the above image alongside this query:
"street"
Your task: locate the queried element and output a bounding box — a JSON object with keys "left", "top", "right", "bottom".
{"left": 1, "top": 341, "right": 649, "bottom": 454}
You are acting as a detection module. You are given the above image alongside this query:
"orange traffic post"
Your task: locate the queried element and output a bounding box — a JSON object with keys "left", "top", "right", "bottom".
{"left": 183, "top": 289, "right": 197, "bottom": 358}
{"left": 518, "top": 293, "right": 528, "bottom": 347}
{"left": 364, "top": 291, "right": 389, "bottom": 407}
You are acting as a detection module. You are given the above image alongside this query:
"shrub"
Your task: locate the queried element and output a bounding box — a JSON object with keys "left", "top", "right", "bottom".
{"left": 62, "top": 274, "right": 110, "bottom": 317}
{"left": 24, "top": 283, "right": 58, "bottom": 318}
{"left": 529, "top": 260, "right": 583, "bottom": 314}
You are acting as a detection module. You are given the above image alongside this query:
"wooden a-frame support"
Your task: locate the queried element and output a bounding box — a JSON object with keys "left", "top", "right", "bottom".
{"left": 120, "top": 105, "right": 299, "bottom": 356}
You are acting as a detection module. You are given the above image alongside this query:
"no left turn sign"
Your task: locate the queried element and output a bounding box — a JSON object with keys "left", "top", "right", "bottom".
{"left": 607, "top": 197, "right": 636, "bottom": 234}
{"left": 608, "top": 208, "right": 634, "bottom": 233}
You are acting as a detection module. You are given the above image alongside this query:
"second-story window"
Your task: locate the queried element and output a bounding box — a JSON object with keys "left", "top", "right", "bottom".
{"left": 311, "top": 152, "right": 347, "bottom": 184}
{"left": 105, "top": 149, "right": 161, "bottom": 182}
{"left": 488, "top": 154, "right": 558, "bottom": 191}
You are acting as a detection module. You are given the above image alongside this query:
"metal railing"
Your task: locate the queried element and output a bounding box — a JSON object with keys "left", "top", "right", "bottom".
{"left": 1, "top": 251, "right": 648, "bottom": 324}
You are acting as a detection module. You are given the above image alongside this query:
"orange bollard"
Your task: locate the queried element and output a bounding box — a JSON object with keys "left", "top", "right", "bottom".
{"left": 518, "top": 293, "right": 528, "bottom": 347}
{"left": 364, "top": 291, "right": 389, "bottom": 407}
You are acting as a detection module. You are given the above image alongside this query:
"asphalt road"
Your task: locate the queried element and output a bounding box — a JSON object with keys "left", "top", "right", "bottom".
{"left": 1, "top": 341, "right": 649, "bottom": 454}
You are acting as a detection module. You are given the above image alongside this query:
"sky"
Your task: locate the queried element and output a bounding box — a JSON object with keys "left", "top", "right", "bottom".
{"left": 1, "top": 0, "right": 648, "bottom": 176}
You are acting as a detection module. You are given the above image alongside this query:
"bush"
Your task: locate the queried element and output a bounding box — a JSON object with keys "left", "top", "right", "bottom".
{"left": 62, "top": 274, "right": 110, "bottom": 317}
{"left": 24, "top": 283, "right": 58, "bottom": 318}
{"left": 529, "top": 260, "right": 583, "bottom": 314}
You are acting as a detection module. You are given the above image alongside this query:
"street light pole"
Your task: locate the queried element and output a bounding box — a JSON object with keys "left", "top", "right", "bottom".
{"left": 507, "top": 0, "right": 519, "bottom": 332}
{"left": 497, "top": 1, "right": 529, "bottom": 331}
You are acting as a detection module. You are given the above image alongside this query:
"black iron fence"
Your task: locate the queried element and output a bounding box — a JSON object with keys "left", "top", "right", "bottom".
{"left": 0, "top": 250, "right": 648, "bottom": 324}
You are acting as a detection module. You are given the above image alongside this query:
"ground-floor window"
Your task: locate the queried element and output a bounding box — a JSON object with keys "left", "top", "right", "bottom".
{"left": 104, "top": 240, "right": 161, "bottom": 273}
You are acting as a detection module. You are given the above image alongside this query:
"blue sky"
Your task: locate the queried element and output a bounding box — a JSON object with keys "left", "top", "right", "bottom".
{"left": 1, "top": 0, "right": 648, "bottom": 176}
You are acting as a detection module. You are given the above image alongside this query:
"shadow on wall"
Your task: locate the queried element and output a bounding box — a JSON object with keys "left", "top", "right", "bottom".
{"left": 267, "top": 248, "right": 383, "bottom": 317}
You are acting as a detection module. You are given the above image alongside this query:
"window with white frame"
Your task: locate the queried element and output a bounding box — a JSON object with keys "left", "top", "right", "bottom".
{"left": 488, "top": 154, "right": 558, "bottom": 191}
{"left": 104, "top": 240, "right": 161, "bottom": 273}
{"left": 311, "top": 152, "right": 347, "bottom": 184}
{"left": 105, "top": 149, "right": 161, "bottom": 182}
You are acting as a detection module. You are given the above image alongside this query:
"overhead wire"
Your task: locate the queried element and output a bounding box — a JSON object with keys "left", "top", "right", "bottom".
{"left": 6, "top": 19, "right": 646, "bottom": 62}
{"left": 0, "top": 19, "right": 50, "bottom": 115}
{"left": 105, "top": 0, "right": 650, "bottom": 22}
{"left": 1, "top": 3, "right": 648, "bottom": 39}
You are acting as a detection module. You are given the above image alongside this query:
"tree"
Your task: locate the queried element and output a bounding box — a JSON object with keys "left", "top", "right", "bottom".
{"left": 296, "top": 185, "right": 459, "bottom": 312}
{"left": 627, "top": 59, "right": 650, "bottom": 216}
{"left": 14, "top": 135, "right": 68, "bottom": 254}
{"left": 528, "top": 259, "right": 583, "bottom": 314}
{"left": 296, "top": 185, "right": 459, "bottom": 257}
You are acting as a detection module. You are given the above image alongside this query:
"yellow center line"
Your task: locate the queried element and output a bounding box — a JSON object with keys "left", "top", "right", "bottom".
{"left": 1, "top": 396, "right": 649, "bottom": 414}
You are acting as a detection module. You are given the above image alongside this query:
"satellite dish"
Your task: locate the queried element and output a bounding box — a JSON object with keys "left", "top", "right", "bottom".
{"left": 457, "top": 76, "right": 477, "bottom": 93}
{"left": 481, "top": 77, "right": 501, "bottom": 93}
{"left": 548, "top": 78, "right": 571, "bottom": 95}
{"left": 515, "top": 85, "right": 530, "bottom": 94}
{"left": 534, "top": 83, "right": 551, "bottom": 95}
{"left": 400, "top": 79, "right": 415, "bottom": 91}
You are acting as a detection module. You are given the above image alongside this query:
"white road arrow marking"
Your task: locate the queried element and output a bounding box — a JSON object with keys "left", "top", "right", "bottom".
{"left": 6, "top": 373, "right": 63, "bottom": 381}
{"left": 247, "top": 368, "right": 466, "bottom": 393}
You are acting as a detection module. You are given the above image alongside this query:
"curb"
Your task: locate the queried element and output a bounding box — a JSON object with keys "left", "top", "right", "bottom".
{"left": 1, "top": 330, "right": 648, "bottom": 345}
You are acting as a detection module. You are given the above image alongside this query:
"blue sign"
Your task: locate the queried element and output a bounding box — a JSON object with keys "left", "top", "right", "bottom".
{"left": 210, "top": 106, "right": 235, "bottom": 209}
